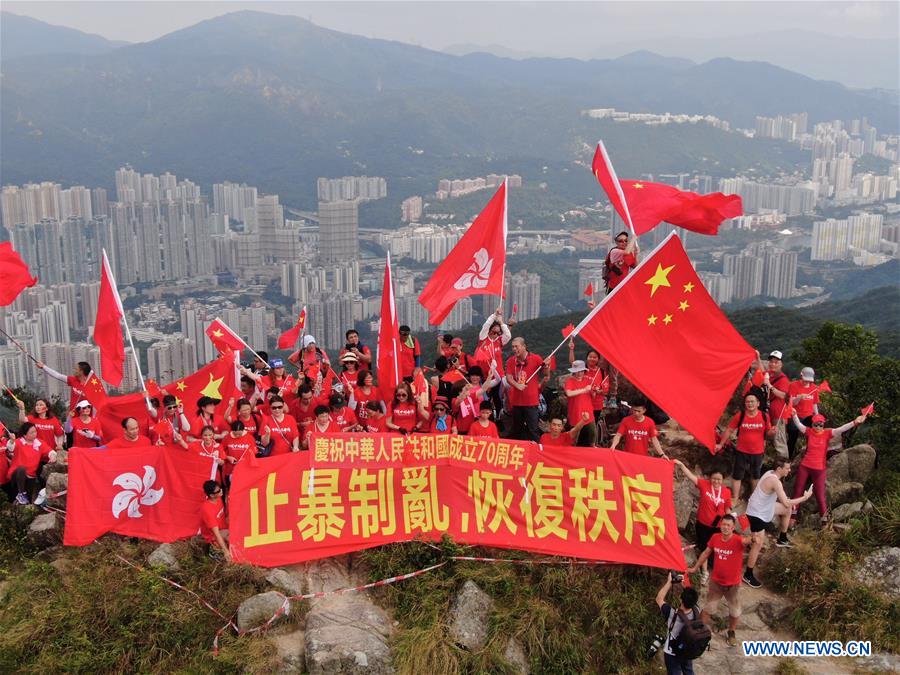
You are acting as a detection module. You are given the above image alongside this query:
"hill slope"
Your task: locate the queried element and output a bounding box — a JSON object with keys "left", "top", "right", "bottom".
{"left": 0, "top": 12, "right": 127, "bottom": 60}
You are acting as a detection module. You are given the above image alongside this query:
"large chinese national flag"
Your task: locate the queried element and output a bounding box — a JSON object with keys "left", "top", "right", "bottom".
{"left": 591, "top": 143, "right": 742, "bottom": 236}
{"left": 0, "top": 242, "right": 37, "bottom": 306}
{"left": 206, "top": 318, "right": 245, "bottom": 355}
{"left": 64, "top": 445, "right": 216, "bottom": 545}
{"left": 418, "top": 181, "right": 507, "bottom": 325}
{"left": 94, "top": 250, "right": 126, "bottom": 386}
{"left": 162, "top": 352, "right": 240, "bottom": 416}
{"left": 572, "top": 232, "right": 755, "bottom": 448}
{"left": 376, "top": 255, "right": 401, "bottom": 401}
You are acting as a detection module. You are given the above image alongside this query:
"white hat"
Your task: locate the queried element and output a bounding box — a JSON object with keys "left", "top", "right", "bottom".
{"left": 800, "top": 367, "right": 815, "bottom": 382}
{"left": 75, "top": 400, "right": 92, "bottom": 409}
{"left": 302, "top": 335, "right": 317, "bottom": 348}
{"left": 340, "top": 352, "right": 358, "bottom": 362}
{"left": 568, "top": 360, "right": 588, "bottom": 374}
{"left": 769, "top": 350, "right": 783, "bottom": 360}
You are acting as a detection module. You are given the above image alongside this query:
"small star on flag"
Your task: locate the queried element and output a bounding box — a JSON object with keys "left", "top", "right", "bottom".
{"left": 647, "top": 314, "right": 658, "bottom": 326}
{"left": 663, "top": 314, "right": 673, "bottom": 325}
{"left": 679, "top": 301, "right": 690, "bottom": 312}
{"left": 683, "top": 282, "right": 694, "bottom": 293}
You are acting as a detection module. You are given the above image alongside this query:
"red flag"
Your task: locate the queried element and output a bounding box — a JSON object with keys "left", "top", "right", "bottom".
{"left": 561, "top": 323, "right": 576, "bottom": 338}
{"left": 206, "top": 318, "right": 245, "bottom": 355}
{"left": 0, "top": 242, "right": 37, "bottom": 306}
{"left": 64, "top": 445, "right": 216, "bottom": 546}
{"left": 860, "top": 402, "right": 875, "bottom": 416}
{"left": 162, "top": 352, "right": 240, "bottom": 416}
{"left": 94, "top": 250, "right": 126, "bottom": 387}
{"left": 418, "top": 181, "right": 507, "bottom": 325}
{"left": 547, "top": 355, "right": 557, "bottom": 371}
{"left": 591, "top": 141, "right": 636, "bottom": 232}
{"left": 583, "top": 282, "right": 594, "bottom": 297}
{"left": 572, "top": 232, "right": 755, "bottom": 449}
{"left": 443, "top": 369, "right": 466, "bottom": 384}
{"left": 277, "top": 306, "right": 307, "bottom": 349}
{"left": 97, "top": 390, "right": 154, "bottom": 440}
{"left": 412, "top": 369, "right": 429, "bottom": 400}
{"left": 511, "top": 302, "right": 518, "bottom": 317}
{"left": 818, "top": 380, "right": 832, "bottom": 394}
{"left": 376, "top": 256, "right": 401, "bottom": 401}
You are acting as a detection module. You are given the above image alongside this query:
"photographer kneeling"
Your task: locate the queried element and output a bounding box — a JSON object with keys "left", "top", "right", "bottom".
{"left": 653, "top": 572, "right": 709, "bottom": 674}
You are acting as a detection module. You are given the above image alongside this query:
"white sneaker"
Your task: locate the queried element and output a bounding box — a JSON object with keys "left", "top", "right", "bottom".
{"left": 700, "top": 569, "right": 710, "bottom": 585}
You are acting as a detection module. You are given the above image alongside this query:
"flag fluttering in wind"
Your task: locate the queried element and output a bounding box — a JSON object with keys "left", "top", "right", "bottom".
{"left": 376, "top": 255, "right": 401, "bottom": 401}
{"left": 561, "top": 323, "right": 576, "bottom": 338}
{"left": 419, "top": 181, "right": 507, "bottom": 325}
{"left": 94, "top": 250, "right": 126, "bottom": 386}
{"left": 278, "top": 307, "right": 308, "bottom": 349}
{"left": 0, "top": 242, "right": 37, "bottom": 306}
{"left": 860, "top": 402, "right": 875, "bottom": 416}
{"left": 583, "top": 282, "right": 594, "bottom": 297}
{"left": 817, "top": 380, "right": 832, "bottom": 394}
{"left": 206, "top": 318, "right": 245, "bottom": 355}
{"left": 591, "top": 142, "right": 742, "bottom": 236}
{"left": 571, "top": 232, "right": 756, "bottom": 449}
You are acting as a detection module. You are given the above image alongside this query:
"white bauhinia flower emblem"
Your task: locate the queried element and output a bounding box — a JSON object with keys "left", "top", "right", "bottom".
{"left": 453, "top": 248, "right": 494, "bottom": 290}
{"left": 112, "top": 465, "right": 164, "bottom": 519}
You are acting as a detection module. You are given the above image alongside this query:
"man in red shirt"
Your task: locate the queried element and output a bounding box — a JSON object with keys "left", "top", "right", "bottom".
{"left": 540, "top": 414, "right": 590, "bottom": 447}
{"left": 689, "top": 514, "right": 750, "bottom": 647}
{"left": 200, "top": 480, "right": 230, "bottom": 562}
{"left": 505, "top": 337, "right": 546, "bottom": 442}
{"left": 339, "top": 329, "right": 373, "bottom": 370}
{"left": 786, "top": 366, "right": 820, "bottom": 459}
{"left": 610, "top": 401, "right": 667, "bottom": 457}
{"left": 717, "top": 393, "right": 773, "bottom": 502}
{"left": 398, "top": 325, "right": 421, "bottom": 381}
{"left": 563, "top": 360, "right": 596, "bottom": 446}
{"left": 34, "top": 359, "right": 106, "bottom": 415}
{"left": 107, "top": 417, "right": 152, "bottom": 448}
{"left": 762, "top": 350, "right": 791, "bottom": 458}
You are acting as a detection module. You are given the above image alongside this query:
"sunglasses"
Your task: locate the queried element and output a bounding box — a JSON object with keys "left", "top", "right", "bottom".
{"left": 166, "top": 405, "right": 178, "bottom": 410}
{"left": 396, "top": 393, "right": 408, "bottom": 398}
{"left": 812, "top": 423, "right": 825, "bottom": 427}
{"left": 270, "top": 405, "right": 284, "bottom": 410}
{"left": 433, "top": 406, "right": 447, "bottom": 412}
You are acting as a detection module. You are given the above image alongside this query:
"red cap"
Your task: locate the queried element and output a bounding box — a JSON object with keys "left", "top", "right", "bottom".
{"left": 811, "top": 414, "right": 826, "bottom": 424}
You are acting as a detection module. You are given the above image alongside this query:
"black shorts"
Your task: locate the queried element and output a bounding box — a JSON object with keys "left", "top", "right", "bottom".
{"left": 732, "top": 451, "right": 763, "bottom": 481}
{"left": 695, "top": 520, "right": 718, "bottom": 554}
{"left": 747, "top": 515, "right": 769, "bottom": 533}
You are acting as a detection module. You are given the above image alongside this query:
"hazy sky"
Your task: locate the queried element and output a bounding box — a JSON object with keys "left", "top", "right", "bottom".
{"left": 5, "top": 1, "right": 898, "bottom": 51}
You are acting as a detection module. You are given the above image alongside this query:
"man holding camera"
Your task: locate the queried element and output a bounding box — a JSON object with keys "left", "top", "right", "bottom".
{"left": 655, "top": 572, "right": 704, "bottom": 674}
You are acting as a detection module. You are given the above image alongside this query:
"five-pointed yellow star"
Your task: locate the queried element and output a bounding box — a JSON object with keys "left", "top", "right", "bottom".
{"left": 647, "top": 314, "right": 658, "bottom": 326}
{"left": 679, "top": 300, "right": 690, "bottom": 312}
{"left": 663, "top": 314, "right": 673, "bottom": 325}
{"left": 683, "top": 282, "right": 694, "bottom": 293}
{"left": 212, "top": 329, "right": 224, "bottom": 338}
{"left": 644, "top": 263, "right": 675, "bottom": 297}
{"left": 176, "top": 381, "right": 186, "bottom": 391}
{"left": 633, "top": 183, "right": 644, "bottom": 189}
{"left": 200, "top": 373, "right": 225, "bottom": 399}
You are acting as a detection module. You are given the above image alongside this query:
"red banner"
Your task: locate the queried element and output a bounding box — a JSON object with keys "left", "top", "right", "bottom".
{"left": 229, "top": 434, "right": 685, "bottom": 570}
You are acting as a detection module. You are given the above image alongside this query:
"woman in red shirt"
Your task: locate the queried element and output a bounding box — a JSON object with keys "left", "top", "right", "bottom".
{"left": 151, "top": 395, "right": 191, "bottom": 448}
{"left": 8, "top": 422, "right": 56, "bottom": 504}
{"left": 791, "top": 410, "right": 867, "bottom": 523}
{"left": 386, "top": 383, "right": 427, "bottom": 434}
{"left": 221, "top": 420, "right": 256, "bottom": 486}
{"left": 563, "top": 361, "right": 595, "bottom": 446}
{"left": 189, "top": 396, "right": 226, "bottom": 442}
{"left": 363, "top": 401, "right": 390, "bottom": 434}
{"left": 189, "top": 426, "right": 225, "bottom": 464}
{"left": 303, "top": 405, "right": 342, "bottom": 448}
{"left": 427, "top": 397, "right": 457, "bottom": 434}
{"left": 338, "top": 353, "right": 361, "bottom": 402}
{"left": 674, "top": 460, "right": 734, "bottom": 583}
{"left": 16, "top": 398, "right": 64, "bottom": 451}
{"left": 353, "top": 371, "right": 383, "bottom": 425}
{"left": 717, "top": 393, "right": 773, "bottom": 502}
{"left": 70, "top": 400, "right": 103, "bottom": 448}
{"left": 266, "top": 396, "right": 300, "bottom": 455}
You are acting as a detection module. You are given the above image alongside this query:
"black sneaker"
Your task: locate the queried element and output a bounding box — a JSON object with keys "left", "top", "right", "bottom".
{"left": 742, "top": 570, "right": 761, "bottom": 588}
{"left": 776, "top": 534, "right": 793, "bottom": 548}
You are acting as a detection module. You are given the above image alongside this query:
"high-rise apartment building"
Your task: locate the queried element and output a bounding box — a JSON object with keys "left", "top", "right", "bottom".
{"left": 317, "top": 176, "right": 387, "bottom": 202}
{"left": 762, "top": 248, "right": 798, "bottom": 299}
{"left": 318, "top": 200, "right": 359, "bottom": 264}
{"left": 698, "top": 272, "right": 735, "bottom": 306}
{"left": 722, "top": 254, "right": 763, "bottom": 300}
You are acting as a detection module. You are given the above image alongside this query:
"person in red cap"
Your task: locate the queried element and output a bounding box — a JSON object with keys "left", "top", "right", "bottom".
{"left": 427, "top": 396, "right": 457, "bottom": 434}
{"left": 790, "top": 409, "right": 868, "bottom": 524}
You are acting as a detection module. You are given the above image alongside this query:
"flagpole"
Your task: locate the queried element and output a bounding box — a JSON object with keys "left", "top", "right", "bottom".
{"left": 525, "top": 336, "right": 568, "bottom": 384}
{"left": 0, "top": 326, "right": 39, "bottom": 364}
{"left": 103, "top": 249, "right": 150, "bottom": 406}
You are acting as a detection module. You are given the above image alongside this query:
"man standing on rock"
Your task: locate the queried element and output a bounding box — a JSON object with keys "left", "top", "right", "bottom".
{"left": 742, "top": 459, "right": 813, "bottom": 588}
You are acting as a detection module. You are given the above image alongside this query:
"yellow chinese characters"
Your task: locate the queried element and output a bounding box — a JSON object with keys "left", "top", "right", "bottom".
{"left": 401, "top": 465, "right": 449, "bottom": 534}
{"left": 349, "top": 468, "right": 397, "bottom": 538}
{"left": 522, "top": 463, "right": 567, "bottom": 539}
{"left": 467, "top": 470, "right": 517, "bottom": 534}
{"left": 622, "top": 473, "right": 665, "bottom": 545}
{"left": 297, "top": 469, "right": 346, "bottom": 542}
{"left": 568, "top": 467, "right": 619, "bottom": 543}
{"left": 244, "top": 472, "right": 293, "bottom": 548}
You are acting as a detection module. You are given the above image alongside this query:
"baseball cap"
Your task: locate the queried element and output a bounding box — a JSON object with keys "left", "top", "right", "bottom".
{"left": 340, "top": 352, "right": 359, "bottom": 362}
{"left": 812, "top": 414, "right": 826, "bottom": 424}
{"left": 769, "top": 350, "right": 784, "bottom": 360}
{"left": 302, "top": 335, "right": 317, "bottom": 348}
{"left": 269, "top": 358, "right": 284, "bottom": 368}
{"left": 568, "top": 360, "right": 588, "bottom": 373}
{"left": 800, "top": 367, "right": 815, "bottom": 382}
{"left": 451, "top": 337, "right": 464, "bottom": 347}
{"left": 75, "top": 400, "right": 92, "bottom": 409}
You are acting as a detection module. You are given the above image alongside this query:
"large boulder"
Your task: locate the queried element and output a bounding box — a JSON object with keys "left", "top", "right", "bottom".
{"left": 270, "top": 629, "right": 306, "bottom": 673}
{"left": 830, "top": 501, "right": 864, "bottom": 523}
{"left": 826, "top": 481, "right": 864, "bottom": 507}
{"left": 40, "top": 449, "right": 68, "bottom": 480}
{"left": 672, "top": 476, "right": 697, "bottom": 533}
{"left": 28, "top": 512, "right": 62, "bottom": 549}
{"left": 266, "top": 568, "right": 305, "bottom": 597}
{"left": 147, "top": 543, "right": 180, "bottom": 571}
{"left": 827, "top": 444, "right": 876, "bottom": 484}
{"left": 853, "top": 547, "right": 900, "bottom": 600}
{"left": 448, "top": 580, "right": 494, "bottom": 651}
{"left": 45, "top": 472, "right": 68, "bottom": 509}
{"left": 237, "top": 591, "right": 290, "bottom": 631}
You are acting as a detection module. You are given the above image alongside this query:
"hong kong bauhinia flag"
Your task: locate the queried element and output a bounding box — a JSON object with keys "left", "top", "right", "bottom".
{"left": 572, "top": 232, "right": 755, "bottom": 448}
{"left": 376, "top": 255, "right": 401, "bottom": 401}
{"left": 592, "top": 142, "right": 742, "bottom": 236}
{"left": 64, "top": 445, "right": 216, "bottom": 545}
{"left": 0, "top": 242, "right": 37, "bottom": 306}
{"left": 419, "top": 180, "right": 507, "bottom": 325}
{"left": 94, "top": 250, "right": 126, "bottom": 386}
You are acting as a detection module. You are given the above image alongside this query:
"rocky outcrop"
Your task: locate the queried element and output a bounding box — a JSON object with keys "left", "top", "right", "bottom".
{"left": 827, "top": 444, "right": 876, "bottom": 484}
{"left": 830, "top": 501, "right": 864, "bottom": 523}
{"left": 27, "top": 512, "right": 62, "bottom": 549}
{"left": 147, "top": 543, "right": 180, "bottom": 571}
{"left": 448, "top": 580, "right": 494, "bottom": 651}
{"left": 237, "top": 591, "right": 290, "bottom": 631}
{"left": 672, "top": 475, "right": 697, "bottom": 532}
{"left": 40, "top": 449, "right": 68, "bottom": 480}
{"left": 266, "top": 567, "right": 305, "bottom": 597}
{"left": 853, "top": 547, "right": 900, "bottom": 600}
{"left": 45, "top": 472, "right": 68, "bottom": 509}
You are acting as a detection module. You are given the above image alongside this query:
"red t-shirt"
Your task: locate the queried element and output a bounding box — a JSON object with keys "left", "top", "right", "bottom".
{"left": 788, "top": 381, "right": 820, "bottom": 419}
{"left": 727, "top": 410, "right": 770, "bottom": 455}
{"left": 469, "top": 420, "right": 499, "bottom": 438}
{"left": 27, "top": 415, "right": 64, "bottom": 448}
{"left": 389, "top": 402, "right": 419, "bottom": 432}
{"left": 586, "top": 366, "right": 608, "bottom": 411}
{"left": 65, "top": 374, "right": 105, "bottom": 412}
{"left": 189, "top": 440, "right": 224, "bottom": 462}
{"left": 200, "top": 498, "right": 226, "bottom": 543}
{"left": 70, "top": 416, "right": 103, "bottom": 448}
{"left": 222, "top": 433, "right": 256, "bottom": 477}
{"left": 708, "top": 533, "right": 746, "bottom": 587}
{"left": 695, "top": 479, "right": 734, "bottom": 527}
{"left": 107, "top": 435, "right": 152, "bottom": 448}
{"left": 353, "top": 388, "right": 381, "bottom": 422}
{"left": 766, "top": 371, "right": 790, "bottom": 420}
{"left": 267, "top": 414, "right": 299, "bottom": 455}
{"left": 150, "top": 418, "right": 185, "bottom": 446}
{"left": 606, "top": 249, "right": 637, "bottom": 290}
{"left": 232, "top": 412, "right": 269, "bottom": 439}
{"left": 801, "top": 427, "right": 834, "bottom": 471}
{"left": 190, "top": 413, "right": 227, "bottom": 439}
{"left": 365, "top": 416, "right": 390, "bottom": 434}
{"left": 330, "top": 407, "right": 358, "bottom": 431}
{"left": 565, "top": 376, "right": 593, "bottom": 426}
{"left": 399, "top": 337, "right": 421, "bottom": 379}
{"left": 540, "top": 432, "right": 571, "bottom": 447}
{"left": 289, "top": 398, "right": 325, "bottom": 434}
{"left": 506, "top": 353, "right": 545, "bottom": 407}
{"left": 10, "top": 437, "right": 52, "bottom": 478}
{"left": 476, "top": 337, "right": 506, "bottom": 376}
{"left": 616, "top": 415, "right": 658, "bottom": 455}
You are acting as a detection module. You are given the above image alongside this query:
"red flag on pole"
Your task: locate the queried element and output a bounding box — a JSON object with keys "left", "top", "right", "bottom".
{"left": 572, "top": 232, "right": 755, "bottom": 449}
{"left": 277, "top": 306, "right": 308, "bottom": 349}
{"left": 860, "top": 402, "right": 875, "bottom": 416}
{"left": 94, "top": 250, "right": 126, "bottom": 387}
{"left": 511, "top": 302, "right": 518, "bottom": 318}
{"left": 206, "top": 318, "right": 245, "bottom": 355}
{"left": 419, "top": 181, "right": 507, "bottom": 325}
{"left": 592, "top": 143, "right": 742, "bottom": 236}
{"left": 0, "top": 242, "right": 37, "bottom": 306}
{"left": 818, "top": 380, "right": 832, "bottom": 394}
{"left": 376, "top": 255, "right": 401, "bottom": 401}
{"left": 561, "top": 323, "right": 576, "bottom": 338}
{"left": 583, "top": 282, "right": 594, "bottom": 297}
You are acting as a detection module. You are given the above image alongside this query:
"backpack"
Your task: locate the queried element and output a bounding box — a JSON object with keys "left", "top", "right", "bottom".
{"left": 601, "top": 250, "right": 613, "bottom": 290}
{"left": 669, "top": 607, "right": 711, "bottom": 660}
{"left": 747, "top": 383, "right": 770, "bottom": 414}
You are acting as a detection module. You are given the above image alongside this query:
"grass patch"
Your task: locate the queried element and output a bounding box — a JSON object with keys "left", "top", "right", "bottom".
{"left": 362, "top": 538, "right": 663, "bottom": 674}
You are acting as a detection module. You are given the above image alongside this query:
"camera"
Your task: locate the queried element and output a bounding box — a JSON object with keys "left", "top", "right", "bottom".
{"left": 345, "top": 343, "right": 354, "bottom": 351}
{"left": 670, "top": 570, "right": 683, "bottom": 584}
{"left": 646, "top": 634, "right": 665, "bottom": 659}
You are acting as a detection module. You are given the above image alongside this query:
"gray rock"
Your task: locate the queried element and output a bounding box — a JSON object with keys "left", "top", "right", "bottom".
{"left": 449, "top": 580, "right": 494, "bottom": 651}
{"left": 237, "top": 591, "right": 290, "bottom": 631}
{"left": 863, "top": 500, "right": 874, "bottom": 513}
{"left": 266, "top": 568, "right": 305, "bottom": 596}
{"left": 825, "top": 480, "right": 864, "bottom": 507}
{"left": 147, "top": 543, "right": 180, "bottom": 571}
{"left": 672, "top": 475, "right": 697, "bottom": 533}
{"left": 40, "top": 449, "right": 68, "bottom": 480}
{"left": 755, "top": 599, "right": 792, "bottom": 629}
{"left": 270, "top": 629, "right": 305, "bottom": 673}
{"left": 853, "top": 547, "right": 900, "bottom": 600}
{"left": 830, "top": 501, "right": 864, "bottom": 523}
{"left": 827, "top": 444, "right": 876, "bottom": 484}
{"left": 45, "top": 472, "right": 68, "bottom": 509}
{"left": 503, "top": 638, "right": 529, "bottom": 674}
{"left": 854, "top": 653, "right": 900, "bottom": 672}
{"left": 27, "top": 512, "right": 62, "bottom": 549}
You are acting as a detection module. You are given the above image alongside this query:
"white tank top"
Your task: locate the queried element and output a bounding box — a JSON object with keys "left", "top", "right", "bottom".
{"left": 746, "top": 470, "right": 779, "bottom": 522}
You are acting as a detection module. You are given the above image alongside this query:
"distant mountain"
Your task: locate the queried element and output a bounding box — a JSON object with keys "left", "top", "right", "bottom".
{"left": 612, "top": 50, "right": 694, "bottom": 71}
{"left": 442, "top": 42, "right": 543, "bottom": 60}
{"left": 1, "top": 11, "right": 896, "bottom": 208}
{"left": 0, "top": 12, "right": 128, "bottom": 60}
